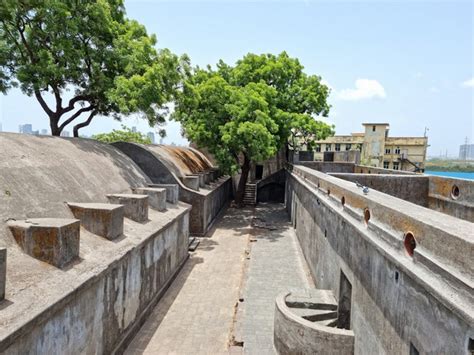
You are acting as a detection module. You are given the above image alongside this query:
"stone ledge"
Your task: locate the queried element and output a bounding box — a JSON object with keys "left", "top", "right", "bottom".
{"left": 67, "top": 202, "right": 124, "bottom": 240}
{"left": 133, "top": 187, "right": 167, "bottom": 211}
{"left": 7, "top": 218, "right": 80, "bottom": 268}
{"left": 106, "top": 194, "right": 148, "bottom": 222}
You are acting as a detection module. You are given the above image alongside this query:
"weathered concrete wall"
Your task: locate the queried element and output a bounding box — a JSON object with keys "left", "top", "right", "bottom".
{"left": 329, "top": 173, "right": 430, "bottom": 207}
{"left": 286, "top": 165, "right": 473, "bottom": 354}
{"left": 427, "top": 175, "right": 474, "bottom": 222}
{"left": 297, "top": 161, "right": 355, "bottom": 174}
{"left": 113, "top": 142, "right": 232, "bottom": 235}
{"left": 1, "top": 211, "right": 190, "bottom": 354}
{"left": 354, "top": 164, "right": 416, "bottom": 175}
{"left": 0, "top": 133, "right": 191, "bottom": 353}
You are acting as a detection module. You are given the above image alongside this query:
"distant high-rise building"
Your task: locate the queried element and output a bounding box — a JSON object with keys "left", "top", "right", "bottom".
{"left": 0, "top": 122, "right": 2, "bottom": 132}
{"left": 61, "top": 131, "right": 70, "bottom": 137}
{"left": 147, "top": 132, "right": 155, "bottom": 144}
{"left": 40, "top": 129, "right": 48, "bottom": 135}
{"left": 19, "top": 124, "right": 33, "bottom": 134}
{"left": 459, "top": 144, "right": 474, "bottom": 160}
{"left": 131, "top": 126, "right": 137, "bottom": 133}
{"left": 159, "top": 137, "right": 164, "bottom": 144}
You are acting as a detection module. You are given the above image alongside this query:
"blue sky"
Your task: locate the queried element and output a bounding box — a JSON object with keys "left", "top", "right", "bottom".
{"left": 0, "top": 0, "right": 472, "bottom": 156}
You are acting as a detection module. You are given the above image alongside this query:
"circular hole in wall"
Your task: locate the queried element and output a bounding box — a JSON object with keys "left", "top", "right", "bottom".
{"left": 404, "top": 232, "right": 417, "bottom": 257}
{"left": 341, "top": 196, "right": 346, "bottom": 206}
{"left": 451, "top": 185, "right": 460, "bottom": 200}
{"left": 364, "top": 208, "right": 371, "bottom": 225}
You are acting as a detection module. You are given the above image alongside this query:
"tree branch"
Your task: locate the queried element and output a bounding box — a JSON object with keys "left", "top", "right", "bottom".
{"left": 73, "top": 110, "right": 97, "bottom": 137}
{"left": 59, "top": 105, "right": 94, "bottom": 131}
{"left": 62, "top": 95, "right": 92, "bottom": 115}
{"left": 34, "top": 89, "right": 54, "bottom": 117}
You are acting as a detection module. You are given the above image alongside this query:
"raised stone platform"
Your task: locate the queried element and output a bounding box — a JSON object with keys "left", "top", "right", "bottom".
{"left": 133, "top": 187, "right": 167, "bottom": 211}
{"left": 67, "top": 202, "right": 124, "bottom": 240}
{"left": 106, "top": 194, "right": 148, "bottom": 222}
{"left": 7, "top": 218, "right": 80, "bottom": 268}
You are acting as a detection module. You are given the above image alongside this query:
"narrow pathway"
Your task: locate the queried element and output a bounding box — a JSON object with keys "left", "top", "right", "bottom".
{"left": 238, "top": 204, "right": 313, "bottom": 354}
{"left": 124, "top": 204, "right": 313, "bottom": 355}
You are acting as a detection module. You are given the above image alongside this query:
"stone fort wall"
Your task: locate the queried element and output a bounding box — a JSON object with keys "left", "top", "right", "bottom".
{"left": 0, "top": 133, "right": 191, "bottom": 353}
{"left": 285, "top": 164, "right": 473, "bottom": 354}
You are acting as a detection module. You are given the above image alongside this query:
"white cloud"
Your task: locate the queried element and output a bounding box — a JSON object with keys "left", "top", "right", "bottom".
{"left": 429, "top": 87, "right": 440, "bottom": 93}
{"left": 461, "top": 78, "right": 474, "bottom": 87}
{"left": 320, "top": 79, "right": 333, "bottom": 91}
{"left": 338, "top": 79, "right": 386, "bottom": 101}
{"left": 413, "top": 72, "right": 423, "bottom": 79}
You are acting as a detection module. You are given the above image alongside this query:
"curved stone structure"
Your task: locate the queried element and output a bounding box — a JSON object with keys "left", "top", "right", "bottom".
{"left": 274, "top": 290, "right": 354, "bottom": 355}
{"left": 113, "top": 142, "right": 232, "bottom": 235}
{"left": 0, "top": 133, "right": 190, "bottom": 354}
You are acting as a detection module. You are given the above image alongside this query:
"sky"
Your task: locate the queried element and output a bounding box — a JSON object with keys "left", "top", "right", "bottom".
{"left": 0, "top": 0, "right": 472, "bottom": 156}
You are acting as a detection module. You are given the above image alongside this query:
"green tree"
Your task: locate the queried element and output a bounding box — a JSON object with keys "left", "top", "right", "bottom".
{"left": 0, "top": 0, "right": 189, "bottom": 137}
{"left": 92, "top": 125, "right": 151, "bottom": 144}
{"left": 173, "top": 52, "right": 333, "bottom": 205}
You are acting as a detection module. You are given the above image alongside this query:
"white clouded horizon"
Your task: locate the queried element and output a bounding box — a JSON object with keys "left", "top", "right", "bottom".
{"left": 461, "top": 78, "right": 474, "bottom": 87}
{"left": 338, "top": 79, "right": 386, "bottom": 101}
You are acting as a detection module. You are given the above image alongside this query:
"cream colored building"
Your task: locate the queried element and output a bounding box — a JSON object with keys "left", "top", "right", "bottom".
{"left": 314, "top": 123, "right": 428, "bottom": 172}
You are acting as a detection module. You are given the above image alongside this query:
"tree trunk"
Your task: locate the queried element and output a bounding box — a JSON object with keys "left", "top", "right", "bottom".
{"left": 235, "top": 155, "right": 251, "bottom": 207}
{"left": 73, "top": 111, "right": 96, "bottom": 137}
{"left": 50, "top": 116, "right": 61, "bottom": 136}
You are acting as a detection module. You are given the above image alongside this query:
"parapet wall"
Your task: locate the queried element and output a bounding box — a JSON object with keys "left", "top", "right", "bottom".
{"left": 286, "top": 164, "right": 473, "bottom": 354}
{"left": 329, "top": 173, "right": 473, "bottom": 222}
{"left": 113, "top": 142, "right": 232, "bottom": 236}
{"left": 0, "top": 133, "right": 191, "bottom": 353}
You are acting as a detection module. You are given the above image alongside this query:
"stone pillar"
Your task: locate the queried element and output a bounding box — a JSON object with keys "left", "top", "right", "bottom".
{"left": 133, "top": 187, "right": 167, "bottom": 211}
{"left": 148, "top": 184, "right": 179, "bottom": 204}
{"left": 7, "top": 218, "right": 80, "bottom": 268}
{"left": 67, "top": 202, "right": 124, "bottom": 240}
{"left": 106, "top": 194, "right": 149, "bottom": 222}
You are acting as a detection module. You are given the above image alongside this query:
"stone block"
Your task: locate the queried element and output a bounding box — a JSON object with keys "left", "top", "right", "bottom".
{"left": 67, "top": 202, "right": 124, "bottom": 240}
{"left": 148, "top": 184, "right": 179, "bottom": 204}
{"left": 0, "top": 248, "right": 5, "bottom": 301}
{"left": 182, "top": 176, "right": 200, "bottom": 191}
{"left": 106, "top": 194, "right": 148, "bottom": 222}
{"left": 133, "top": 187, "right": 166, "bottom": 211}
{"left": 7, "top": 218, "right": 80, "bottom": 268}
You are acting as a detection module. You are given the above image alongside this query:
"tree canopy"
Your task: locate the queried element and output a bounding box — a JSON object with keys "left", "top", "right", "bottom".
{"left": 173, "top": 52, "right": 333, "bottom": 205}
{"left": 92, "top": 125, "right": 152, "bottom": 144}
{"left": 0, "top": 0, "right": 189, "bottom": 136}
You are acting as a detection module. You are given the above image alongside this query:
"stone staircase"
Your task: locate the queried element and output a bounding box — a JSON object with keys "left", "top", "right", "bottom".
{"left": 285, "top": 289, "right": 339, "bottom": 328}
{"left": 243, "top": 183, "right": 257, "bottom": 206}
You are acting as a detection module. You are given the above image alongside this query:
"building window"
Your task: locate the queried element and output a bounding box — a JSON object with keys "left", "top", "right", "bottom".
{"left": 383, "top": 161, "right": 389, "bottom": 169}
{"left": 393, "top": 162, "right": 399, "bottom": 170}
{"left": 395, "top": 147, "right": 401, "bottom": 154}
{"left": 385, "top": 148, "right": 391, "bottom": 154}
{"left": 315, "top": 144, "right": 321, "bottom": 152}
{"left": 325, "top": 144, "right": 331, "bottom": 152}
{"left": 335, "top": 143, "right": 341, "bottom": 151}
{"left": 346, "top": 144, "right": 351, "bottom": 151}
{"left": 372, "top": 125, "right": 376, "bottom": 132}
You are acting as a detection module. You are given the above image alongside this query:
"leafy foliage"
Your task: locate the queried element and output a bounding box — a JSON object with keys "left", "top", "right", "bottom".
{"left": 0, "top": 0, "right": 189, "bottom": 136}
{"left": 92, "top": 125, "right": 151, "bottom": 144}
{"left": 173, "top": 52, "right": 333, "bottom": 204}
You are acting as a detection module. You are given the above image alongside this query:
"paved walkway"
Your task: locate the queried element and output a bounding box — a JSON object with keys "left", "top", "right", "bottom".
{"left": 125, "top": 203, "right": 312, "bottom": 355}
{"left": 239, "top": 204, "right": 313, "bottom": 354}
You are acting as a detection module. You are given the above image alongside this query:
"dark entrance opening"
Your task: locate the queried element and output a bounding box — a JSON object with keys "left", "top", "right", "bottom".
{"left": 257, "top": 183, "right": 285, "bottom": 203}
{"left": 255, "top": 165, "right": 264, "bottom": 180}
{"left": 337, "top": 271, "right": 352, "bottom": 330}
